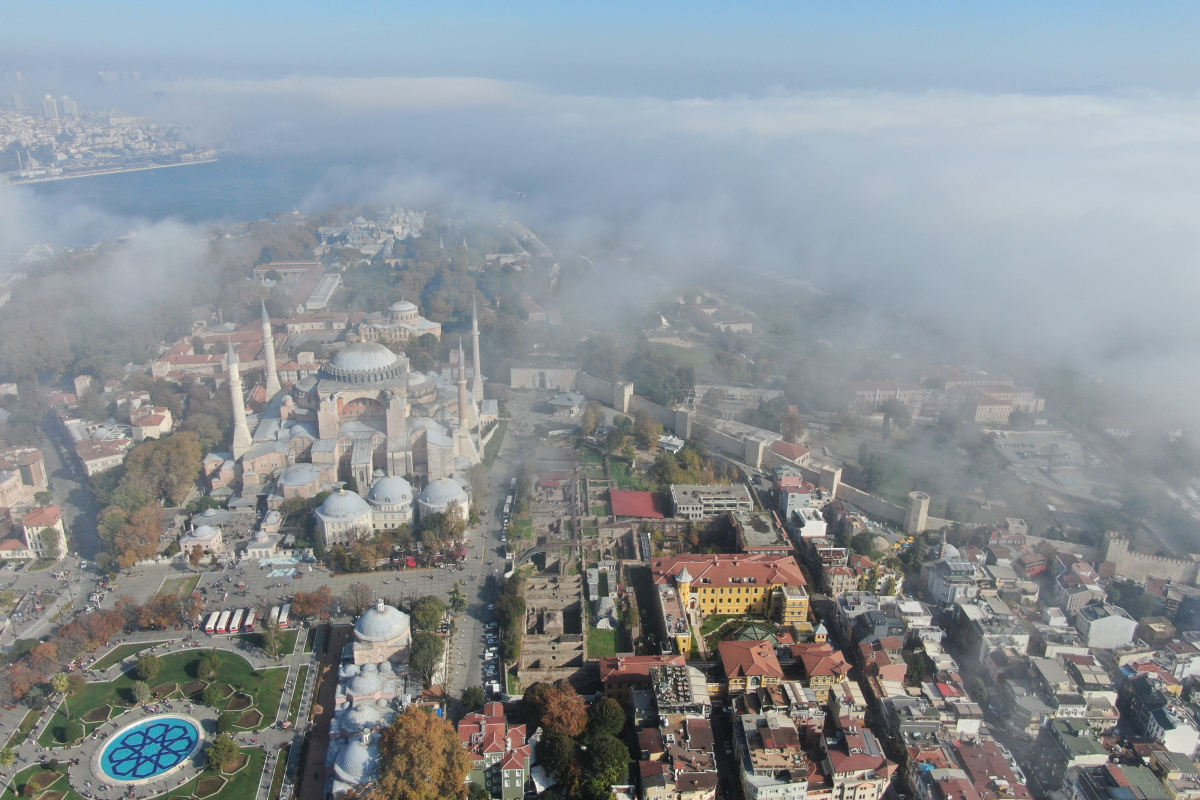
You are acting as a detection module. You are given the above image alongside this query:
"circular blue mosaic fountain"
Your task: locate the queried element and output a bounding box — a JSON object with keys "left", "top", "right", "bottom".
{"left": 98, "top": 716, "right": 202, "bottom": 783}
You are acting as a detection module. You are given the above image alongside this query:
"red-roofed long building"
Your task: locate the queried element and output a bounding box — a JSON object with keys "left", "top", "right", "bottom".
{"left": 458, "top": 703, "right": 532, "bottom": 800}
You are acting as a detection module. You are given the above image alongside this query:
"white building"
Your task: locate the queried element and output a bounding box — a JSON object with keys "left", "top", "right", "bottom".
{"left": 1075, "top": 603, "right": 1138, "bottom": 649}
{"left": 417, "top": 477, "right": 469, "bottom": 524}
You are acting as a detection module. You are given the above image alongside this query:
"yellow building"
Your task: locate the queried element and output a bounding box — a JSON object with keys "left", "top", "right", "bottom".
{"left": 651, "top": 554, "right": 810, "bottom": 655}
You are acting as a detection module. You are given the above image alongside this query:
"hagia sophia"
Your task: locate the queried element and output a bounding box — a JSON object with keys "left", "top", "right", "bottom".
{"left": 202, "top": 298, "right": 492, "bottom": 544}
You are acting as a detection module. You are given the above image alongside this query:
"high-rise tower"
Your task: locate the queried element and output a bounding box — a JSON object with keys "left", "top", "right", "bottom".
{"left": 261, "top": 300, "right": 281, "bottom": 398}
{"left": 471, "top": 297, "right": 483, "bottom": 409}
{"left": 228, "top": 343, "right": 253, "bottom": 460}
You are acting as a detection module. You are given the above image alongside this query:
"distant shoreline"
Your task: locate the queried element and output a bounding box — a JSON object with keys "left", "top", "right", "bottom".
{"left": 3, "top": 157, "right": 219, "bottom": 186}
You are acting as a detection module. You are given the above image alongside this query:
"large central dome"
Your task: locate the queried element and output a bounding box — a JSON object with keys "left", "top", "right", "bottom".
{"left": 320, "top": 342, "right": 406, "bottom": 384}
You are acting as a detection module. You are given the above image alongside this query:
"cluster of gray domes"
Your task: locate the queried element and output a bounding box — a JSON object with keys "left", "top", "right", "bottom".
{"left": 316, "top": 487, "right": 372, "bottom": 522}
{"left": 354, "top": 599, "right": 412, "bottom": 643}
{"left": 333, "top": 732, "right": 379, "bottom": 786}
{"left": 366, "top": 476, "right": 414, "bottom": 509}
{"left": 319, "top": 342, "right": 407, "bottom": 385}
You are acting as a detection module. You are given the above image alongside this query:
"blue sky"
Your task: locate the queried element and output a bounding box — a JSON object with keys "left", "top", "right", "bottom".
{"left": 5, "top": 1, "right": 1200, "bottom": 93}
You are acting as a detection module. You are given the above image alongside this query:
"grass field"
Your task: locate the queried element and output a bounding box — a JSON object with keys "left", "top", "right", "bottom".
{"left": 610, "top": 460, "right": 652, "bottom": 491}
{"left": 157, "top": 574, "right": 201, "bottom": 598}
{"left": 4, "top": 707, "right": 41, "bottom": 749}
{"left": 287, "top": 665, "right": 308, "bottom": 725}
{"left": 483, "top": 420, "right": 509, "bottom": 468}
{"left": 164, "top": 747, "right": 264, "bottom": 800}
{"left": 0, "top": 764, "right": 84, "bottom": 800}
{"left": 268, "top": 746, "right": 290, "bottom": 800}
{"left": 577, "top": 447, "right": 604, "bottom": 465}
{"left": 41, "top": 650, "right": 286, "bottom": 747}
{"left": 584, "top": 598, "right": 620, "bottom": 658}
{"left": 591, "top": 502, "right": 608, "bottom": 516}
{"left": 508, "top": 517, "right": 534, "bottom": 545}
{"left": 92, "top": 641, "right": 171, "bottom": 669}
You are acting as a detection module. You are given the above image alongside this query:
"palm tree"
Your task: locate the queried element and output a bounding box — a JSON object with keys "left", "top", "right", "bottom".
{"left": 51, "top": 672, "right": 71, "bottom": 718}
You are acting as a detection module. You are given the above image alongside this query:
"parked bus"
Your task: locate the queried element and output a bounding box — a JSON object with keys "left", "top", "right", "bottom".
{"left": 229, "top": 608, "right": 244, "bottom": 634}
{"left": 278, "top": 603, "right": 292, "bottom": 629}
{"left": 204, "top": 611, "right": 219, "bottom": 634}
{"left": 215, "top": 609, "right": 231, "bottom": 634}
{"left": 242, "top": 608, "right": 257, "bottom": 632}
{"left": 268, "top": 605, "right": 281, "bottom": 628}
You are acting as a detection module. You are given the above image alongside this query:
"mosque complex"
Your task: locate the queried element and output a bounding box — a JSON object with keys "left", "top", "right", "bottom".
{"left": 202, "top": 298, "right": 494, "bottom": 542}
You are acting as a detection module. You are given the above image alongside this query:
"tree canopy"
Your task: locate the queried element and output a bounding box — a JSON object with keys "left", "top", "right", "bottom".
{"left": 368, "top": 706, "right": 471, "bottom": 800}
{"left": 411, "top": 596, "right": 447, "bottom": 631}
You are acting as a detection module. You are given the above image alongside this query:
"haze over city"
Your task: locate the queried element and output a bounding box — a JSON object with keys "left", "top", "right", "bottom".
{"left": 2, "top": 6, "right": 1200, "bottom": 800}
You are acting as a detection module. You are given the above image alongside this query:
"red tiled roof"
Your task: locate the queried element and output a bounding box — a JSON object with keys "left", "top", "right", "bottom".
{"left": 719, "top": 640, "right": 783, "bottom": 679}
{"left": 610, "top": 490, "right": 666, "bottom": 519}
{"left": 22, "top": 506, "right": 61, "bottom": 527}
{"left": 600, "top": 654, "right": 687, "bottom": 683}
{"left": 770, "top": 441, "right": 811, "bottom": 461}
{"left": 651, "top": 554, "right": 806, "bottom": 588}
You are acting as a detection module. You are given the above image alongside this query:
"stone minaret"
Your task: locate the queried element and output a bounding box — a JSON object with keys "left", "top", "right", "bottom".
{"left": 228, "top": 343, "right": 253, "bottom": 460}
{"left": 457, "top": 338, "right": 469, "bottom": 432}
{"left": 261, "top": 300, "right": 281, "bottom": 398}
{"left": 471, "top": 297, "right": 483, "bottom": 407}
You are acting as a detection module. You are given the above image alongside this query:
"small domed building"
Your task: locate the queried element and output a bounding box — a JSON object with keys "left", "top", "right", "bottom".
{"left": 314, "top": 488, "right": 374, "bottom": 546}
{"left": 366, "top": 475, "right": 414, "bottom": 529}
{"left": 418, "top": 477, "right": 469, "bottom": 524}
{"left": 352, "top": 598, "right": 412, "bottom": 665}
{"left": 178, "top": 523, "right": 223, "bottom": 555}
{"left": 356, "top": 300, "right": 443, "bottom": 345}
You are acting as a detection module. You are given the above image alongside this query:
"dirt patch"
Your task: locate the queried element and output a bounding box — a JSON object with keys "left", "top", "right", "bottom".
{"left": 211, "top": 684, "right": 234, "bottom": 699}
{"left": 183, "top": 680, "right": 208, "bottom": 697}
{"left": 226, "top": 693, "right": 252, "bottom": 711}
{"left": 38, "top": 791, "right": 65, "bottom": 800}
{"left": 151, "top": 682, "right": 178, "bottom": 697}
{"left": 29, "top": 772, "right": 60, "bottom": 791}
{"left": 82, "top": 706, "right": 111, "bottom": 723}
{"left": 235, "top": 709, "right": 262, "bottom": 729}
{"left": 195, "top": 777, "right": 226, "bottom": 797}
{"left": 223, "top": 753, "right": 248, "bottom": 774}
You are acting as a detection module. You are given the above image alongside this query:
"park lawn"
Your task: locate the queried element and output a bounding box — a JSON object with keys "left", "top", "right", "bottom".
{"left": 268, "top": 746, "right": 290, "bottom": 800}
{"left": 699, "top": 614, "right": 737, "bottom": 636}
{"left": 166, "top": 747, "right": 265, "bottom": 800}
{"left": 287, "top": 666, "right": 308, "bottom": 725}
{"left": 4, "top": 707, "right": 41, "bottom": 749}
{"left": 587, "top": 626, "right": 617, "bottom": 658}
{"left": 508, "top": 518, "right": 534, "bottom": 544}
{"left": 157, "top": 575, "right": 201, "bottom": 598}
{"left": 0, "top": 763, "right": 85, "bottom": 800}
{"left": 41, "top": 650, "right": 287, "bottom": 746}
{"left": 483, "top": 420, "right": 509, "bottom": 468}
{"left": 234, "top": 629, "right": 298, "bottom": 655}
{"left": 92, "top": 640, "right": 171, "bottom": 669}
{"left": 610, "top": 460, "right": 652, "bottom": 491}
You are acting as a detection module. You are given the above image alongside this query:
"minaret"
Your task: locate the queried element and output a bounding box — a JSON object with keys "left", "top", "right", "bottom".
{"left": 457, "top": 338, "right": 469, "bottom": 432}
{"left": 471, "top": 297, "right": 483, "bottom": 408}
{"left": 261, "top": 300, "right": 281, "bottom": 398}
{"left": 228, "top": 343, "right": 253, "bottom": 460}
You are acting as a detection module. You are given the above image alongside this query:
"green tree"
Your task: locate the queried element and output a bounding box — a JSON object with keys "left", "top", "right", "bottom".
{"left": 202, "top": 683, "right": 223, "bottom": 707}
{"left": 197, "top": 650, "right": 221, "bottom": 680}
{"left": 136, "top": 654, "right": 162, "bottom": 682}
{"left": 0, "top": 746, "right": 15, "bottom": 770}
{"left": 33, "top": 491, "right": 51, "bottom": 506}
{"left": 411, "top": 596, "right": 447, "bottom": 631}
{"left": 460, "top": 686, "right": 485, "bottom": 712}
{"left": 51, "top": 672, "right": 71, "bottom": 717}
{"left": 132, "top": 680, "right": 152, "bottom": 705}
{"left": 536, "top": 730, "right": 578, "bottom": 784}
{"left": 587, "top": 696, "right": 625, "bottom": 737}
{"left": 410, "top": 631, "right": 445, "bottom": 687}
{"left": 581, "top": 732, "right": 628, "bottom": 796}
{"left": 449, "top": 582, "right": 468, "bottom": 615}
{"left": 205, "top": 733, "right": 241, "bottom": 771}
{"left": 369, "top": 706, "right": 471, "bottom": 800}
{"left": 261, "top": 619, "right": 283, "bottom": 658}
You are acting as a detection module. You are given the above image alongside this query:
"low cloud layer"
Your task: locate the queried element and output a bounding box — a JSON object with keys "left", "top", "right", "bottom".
{"left": 9, "top": 79, "right": 1200, "bottom": 417}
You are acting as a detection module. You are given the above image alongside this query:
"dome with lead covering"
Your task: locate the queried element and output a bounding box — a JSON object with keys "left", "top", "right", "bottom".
{"left": 334, "top": 733, "right": 378, "bottom": 785}
{"left": 347, "top": 670, "right": 383, "bottom": 697}
{"left": 316, "top": 488, "right": 372, "bottom": 522}
{"left": 367, "top": 476, "right": 413, "bottom": 509}
{"left": 390, "top": 301, "right": 417, "bottom": 313}
{"left": 342, "top": 700, "right": 383, "bottom": 735}
{"left": 419, "top": 477, "right": 468, "bottom": 509}
{"left": 354, "top": 599, "right": 411, "bottom": 644}
{"left": 320, "top": 342, "right": 406, "bottom": 384}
